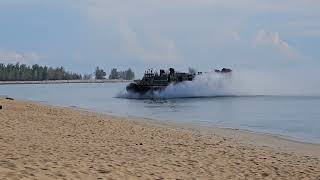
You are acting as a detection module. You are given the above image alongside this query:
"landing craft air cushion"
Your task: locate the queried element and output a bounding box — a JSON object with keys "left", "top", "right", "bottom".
{"left": 126, "top": 68, "right": 232, "bottom": 94}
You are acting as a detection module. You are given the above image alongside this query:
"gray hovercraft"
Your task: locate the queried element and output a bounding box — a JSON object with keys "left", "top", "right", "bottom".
{"left": 126, "top": 68, "right": 231, "bottom": 94}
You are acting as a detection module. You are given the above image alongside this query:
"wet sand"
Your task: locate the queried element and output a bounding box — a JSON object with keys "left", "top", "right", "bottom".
{"left": 0, "top": 98, "right": 319, "bottom": 179}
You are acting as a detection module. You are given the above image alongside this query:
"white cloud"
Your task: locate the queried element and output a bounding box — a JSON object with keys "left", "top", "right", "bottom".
{"left": 0, "top": 50, "right": 41, "bottom": 64}
{"left": 254, "top": 30, "right": 301, "bottom": 60}
{"left": 75, "top": 0, "right": 317, "bottom": 63}
{"left": 2, "top": 0, "right": 317, "bottom": 68}
{"left": 119, "top": 22, "right": 181, "bottom": 64}
{"left": 255, "top": 30, "right": 290, "bottom": 51}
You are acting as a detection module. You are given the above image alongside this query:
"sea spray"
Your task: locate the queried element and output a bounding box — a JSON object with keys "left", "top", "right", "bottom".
{"left": 153, "top": 73, "right": 237, "bottom": 98}
{"left": 117, "top": 69, "right": 320, "bottom": 99}
{"left": 118, "top": 71, "right": 250, "bottom": 99}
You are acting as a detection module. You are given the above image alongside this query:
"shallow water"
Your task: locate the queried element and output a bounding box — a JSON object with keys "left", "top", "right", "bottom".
{"left": 1, "top": 83, "right": 320, "bottom": 144}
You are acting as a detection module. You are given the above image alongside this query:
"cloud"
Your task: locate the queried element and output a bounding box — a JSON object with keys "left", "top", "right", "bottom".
{"left": 75, "top": 0, "right": 316, "bottom": 63}
{"left": 0, "top": 50, "right": 41, "bottom": 64}
{"left": 255, "top": 30, "right": 290, "bottom": 51}
{"left": 1, "top": 0, "right": 318, "bottom": 70}
{"left": 118, "top": 22, "right": 181, "bottom": 64}
{"left": 254, "top": 30, "right": 301, "bottom": 60}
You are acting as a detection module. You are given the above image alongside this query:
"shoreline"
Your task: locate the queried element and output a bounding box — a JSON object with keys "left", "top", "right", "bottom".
{"left": 27, "top": 98, "right": 320, "bottom": 148}
{"left": 125, "top": 114, "right": 320, "bottom": 146}
{"left": 1, "top": 98, "right": 319, "bottom": 179}
{"left": 125, "top": 115, "right": 320, "bottom": 158}
{"left": 7, "top": 97, "right": 320, "bottom": 156}
{"left": 0, "top": 79, "right": 132, "bottom": 85}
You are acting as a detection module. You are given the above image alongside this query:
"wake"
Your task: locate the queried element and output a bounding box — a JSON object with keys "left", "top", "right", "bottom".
{"left": 117, "top": 69, "right": 320, "bottom": 99}
{"left": 117, "top": 71, "right": 254, "bottom": 99}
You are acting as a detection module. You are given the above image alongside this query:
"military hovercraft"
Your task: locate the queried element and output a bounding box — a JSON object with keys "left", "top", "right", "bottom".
{"left": 126, "top": 68, "right": 231, "bottom": 94}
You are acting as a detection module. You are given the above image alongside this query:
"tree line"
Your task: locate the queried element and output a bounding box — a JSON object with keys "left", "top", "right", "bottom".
{"left": 108, "top": 68, "right": 134, "bottom": 80}
{"left": 88, "top": 67, "right": 135, "bottom": 80}
{"left": 0, "top": 63, "right": 82, "bottom": 81}
{"left": 0, "top": 63, "right": 135, "bottom": 81}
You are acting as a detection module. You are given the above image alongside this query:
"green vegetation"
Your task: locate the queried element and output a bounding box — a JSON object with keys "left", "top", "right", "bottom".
{"left": 83, "top": 74, "right": 92, "bottom": 80}
{"left": 0, "top": 63, "right": 82, "bottom": 81}
{"left": 94, "top": 66, "right": 107, "bottom": 80}
{"left": 0, "top": 63, "right": 136, "bottom": 81}
{"left": 109, "top": 68, "right": 135, "bottom": 80}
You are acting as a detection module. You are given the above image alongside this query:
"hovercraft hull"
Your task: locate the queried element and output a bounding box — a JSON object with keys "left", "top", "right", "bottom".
{"left": 126, "top": 83, "right": 166, "bottom": 94}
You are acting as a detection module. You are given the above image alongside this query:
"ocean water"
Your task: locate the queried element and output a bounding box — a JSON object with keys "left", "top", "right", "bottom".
{"left": 1, "top": 81, "right": 320, "bottom": 144}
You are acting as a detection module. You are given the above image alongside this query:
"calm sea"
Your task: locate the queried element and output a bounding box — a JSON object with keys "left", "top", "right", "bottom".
{"left": 1, "top": 83, "right": 320, "bottom": 144}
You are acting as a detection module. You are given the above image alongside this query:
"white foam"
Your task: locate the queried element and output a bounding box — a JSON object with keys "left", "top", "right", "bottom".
{"left": 118, "top": 70, "right": 320, "bottom": 99}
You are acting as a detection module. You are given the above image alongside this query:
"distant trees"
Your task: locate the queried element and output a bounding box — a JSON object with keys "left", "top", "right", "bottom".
{"left": 83, "top": 74, "right": 92, "bottom": 80}
{"left": 124, "top": 68, "right": 135, "bottom": 80}
{"left": 94, "top": 66, "right": 107, "bottom": 80}
{"left": 108, "top": 68, "right": 135, "bottom": 80}
{"left": 0, "top": 63, "right": 82, "bottom": 81}
{"left": 108, "top": 68, "right": 118, "bottom": 80}
{"left": 0, "top": 63, "right": 136, "bottom": 81}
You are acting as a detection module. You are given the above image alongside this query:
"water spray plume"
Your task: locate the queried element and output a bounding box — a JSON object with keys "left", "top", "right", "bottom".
{"left": 118, "top": 70, "right": 320, "bottom": 99}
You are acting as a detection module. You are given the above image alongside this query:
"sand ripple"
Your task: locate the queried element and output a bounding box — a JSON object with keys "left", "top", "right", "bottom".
{"left": 0, "top": 99, "right": 320, "bottom": 179}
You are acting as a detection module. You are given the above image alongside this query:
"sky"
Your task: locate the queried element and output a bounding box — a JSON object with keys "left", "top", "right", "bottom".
{"left": 0, "top": 0, "right": 319, "bottom": 76}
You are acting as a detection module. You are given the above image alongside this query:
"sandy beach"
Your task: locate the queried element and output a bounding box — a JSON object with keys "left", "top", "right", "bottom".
{"left": 0, "top": 98, "right": 319, "bottom": 179}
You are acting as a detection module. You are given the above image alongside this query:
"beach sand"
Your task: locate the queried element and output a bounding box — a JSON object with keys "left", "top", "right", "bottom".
{"left": 0, "top": 98, "right": 319, "bottom": 179}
